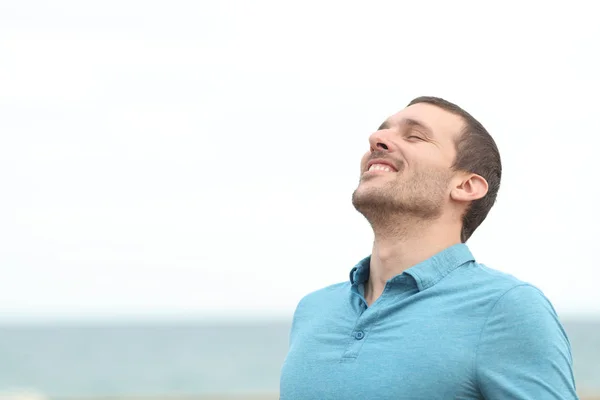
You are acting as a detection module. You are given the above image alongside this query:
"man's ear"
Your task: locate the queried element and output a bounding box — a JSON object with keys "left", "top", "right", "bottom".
{"left": 451, "top": 173, "right": 488, "bottom": 203}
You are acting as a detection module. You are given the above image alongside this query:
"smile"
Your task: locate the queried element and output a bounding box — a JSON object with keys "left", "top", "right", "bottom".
{"left": 368, "top": 163, "right": 395, "bottom": 172}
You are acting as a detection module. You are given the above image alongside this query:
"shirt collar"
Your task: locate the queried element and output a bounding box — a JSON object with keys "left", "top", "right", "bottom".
{"left": 349, "top": 243, "right": 475, "bottom": 291}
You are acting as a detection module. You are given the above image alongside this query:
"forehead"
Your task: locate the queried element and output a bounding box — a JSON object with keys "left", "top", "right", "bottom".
{"left": 385, "top": 103, "right": 465, "bottom": 142}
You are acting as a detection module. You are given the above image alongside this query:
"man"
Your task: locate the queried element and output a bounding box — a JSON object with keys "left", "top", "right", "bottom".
{"left": 279, "top": 97, "right": 578, "bottom": 399}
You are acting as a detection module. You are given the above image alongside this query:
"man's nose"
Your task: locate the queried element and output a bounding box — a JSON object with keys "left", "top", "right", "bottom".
{"left": 368, "top": 130, "right": 394, "bottom": 152}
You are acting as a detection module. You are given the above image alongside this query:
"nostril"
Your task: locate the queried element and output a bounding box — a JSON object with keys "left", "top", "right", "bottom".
{"left": 377, "top": 142, "right": 388, "bottom": 150}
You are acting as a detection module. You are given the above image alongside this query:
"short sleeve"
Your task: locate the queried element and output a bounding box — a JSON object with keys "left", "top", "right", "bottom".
{"left": 476, "top": 284, "right": 578, "bottom": 399}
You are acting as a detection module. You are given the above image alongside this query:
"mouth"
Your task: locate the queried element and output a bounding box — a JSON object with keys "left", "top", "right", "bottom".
{"left": 365, "top": 159, "right": 399, "bottom": 174}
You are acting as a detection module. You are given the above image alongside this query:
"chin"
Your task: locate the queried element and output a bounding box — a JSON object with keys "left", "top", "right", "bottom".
{"left": 352, "top": 183, "right": 374, "bottom": 199}
{"left": 352, "top": 185, "right": 389, "bottom": 208}
{"left": 355, "top": 176, "right": 393, "bottom": 195}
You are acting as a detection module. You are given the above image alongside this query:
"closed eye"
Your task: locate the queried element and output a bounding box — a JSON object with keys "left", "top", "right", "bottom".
{"left": 407, "top": 135, "right": 425, "bottom": 141}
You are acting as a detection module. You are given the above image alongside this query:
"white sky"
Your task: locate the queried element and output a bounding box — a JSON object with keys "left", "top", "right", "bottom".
{"left": 1, "top": 1, "right": 599, "bottom": 321}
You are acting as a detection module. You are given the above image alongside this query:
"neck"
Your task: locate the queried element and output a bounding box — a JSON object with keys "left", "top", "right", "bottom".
{"left": 364, "top": 216, "right": 461, "bottom": 305}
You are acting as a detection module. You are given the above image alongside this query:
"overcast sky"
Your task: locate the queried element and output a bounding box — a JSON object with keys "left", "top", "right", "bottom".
{"left": 1, "top": 1, "right": 598, "bottom": 321}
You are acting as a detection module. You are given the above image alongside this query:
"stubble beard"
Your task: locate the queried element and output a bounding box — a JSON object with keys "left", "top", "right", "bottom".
{"left": 351, "top": 168, "right": 451, "bottom": 235}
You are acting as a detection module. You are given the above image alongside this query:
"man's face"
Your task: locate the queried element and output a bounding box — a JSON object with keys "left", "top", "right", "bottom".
{"left": 352, "top": 102, "right": 465, "bottom": 221}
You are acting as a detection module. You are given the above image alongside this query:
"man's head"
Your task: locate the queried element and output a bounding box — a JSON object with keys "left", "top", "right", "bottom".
{"left": 351, "top": 96, "right": 501, "bottom": 242}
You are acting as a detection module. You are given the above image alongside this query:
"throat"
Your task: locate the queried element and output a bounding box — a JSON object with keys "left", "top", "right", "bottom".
{"left": 364, "top": 281, "right": 385, "bottom": 307}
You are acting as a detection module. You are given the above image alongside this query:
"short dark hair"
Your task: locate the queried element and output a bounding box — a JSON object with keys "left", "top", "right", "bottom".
{"left": 407, "top": 96, "right": 502, "bottom": 242}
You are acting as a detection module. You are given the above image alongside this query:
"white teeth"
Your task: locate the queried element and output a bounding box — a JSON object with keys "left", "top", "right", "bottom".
{"left": 368, "top": 163, "right": 393, "bottom": 172}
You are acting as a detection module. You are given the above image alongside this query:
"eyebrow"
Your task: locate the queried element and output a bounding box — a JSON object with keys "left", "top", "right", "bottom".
{"left": 377, "top": 118, "right": 434, "bottom": 137}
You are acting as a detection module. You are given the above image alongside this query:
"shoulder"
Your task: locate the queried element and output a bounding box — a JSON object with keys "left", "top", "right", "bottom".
{"left": 287, "top": 281, "right": 350, "bottom": 341}
{"left": 452, "top": 261, "right": 567, "bottom": 336}
{"left": 473, "top": 262, "right": 563, "bottom": 319}
{"left": 457, "top": 261, "right": 552, "bottom": 307}
{"left": 483, "top": 282, "right": 567, "bottom": 338}
{"left": 469, "top": 261, "right": 532, "bottom": 291}
{"left": 475, "top": 277, "right": 571, "bottom": 357}
{"left": 473, "top": 270, "right": 576, "bottom": 397}
{"left": 293, "top": 281, "right": 350, "bottom": 314}
{"left": 484, "top": 264, "right": 564, "bottom": 317}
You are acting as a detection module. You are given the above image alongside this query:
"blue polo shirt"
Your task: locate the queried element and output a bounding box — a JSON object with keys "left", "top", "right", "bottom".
{"left": 279, "top": 244, "right": 577, "bottom": 399}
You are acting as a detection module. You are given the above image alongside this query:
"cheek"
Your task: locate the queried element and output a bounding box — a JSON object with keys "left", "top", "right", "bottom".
{"left": 360, "top": 153, "right": 370, "bottom": 170}
{"left": 415, "top": 149, "right": 452, "bottom": 170}
{"left": 436, "top": 145, "right": 457, "bottom": 168}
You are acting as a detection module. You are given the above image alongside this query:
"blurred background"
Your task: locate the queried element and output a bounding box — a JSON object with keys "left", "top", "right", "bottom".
{"left": 1, "top": 1, "right": 598, "bottom": 399}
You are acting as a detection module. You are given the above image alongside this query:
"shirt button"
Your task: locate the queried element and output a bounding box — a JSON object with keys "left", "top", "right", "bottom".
{"left": 354, "top": 331, "right": 365, "bottom": 340}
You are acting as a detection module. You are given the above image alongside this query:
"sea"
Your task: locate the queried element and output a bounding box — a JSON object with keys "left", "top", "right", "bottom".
{"left": 0, "top": 318, "right": 598, "bottom": 398}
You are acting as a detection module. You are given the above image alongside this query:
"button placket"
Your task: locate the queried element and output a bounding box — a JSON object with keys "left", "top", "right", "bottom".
{"left": 341, "top": 301, "right": 383, "bottom": 361}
